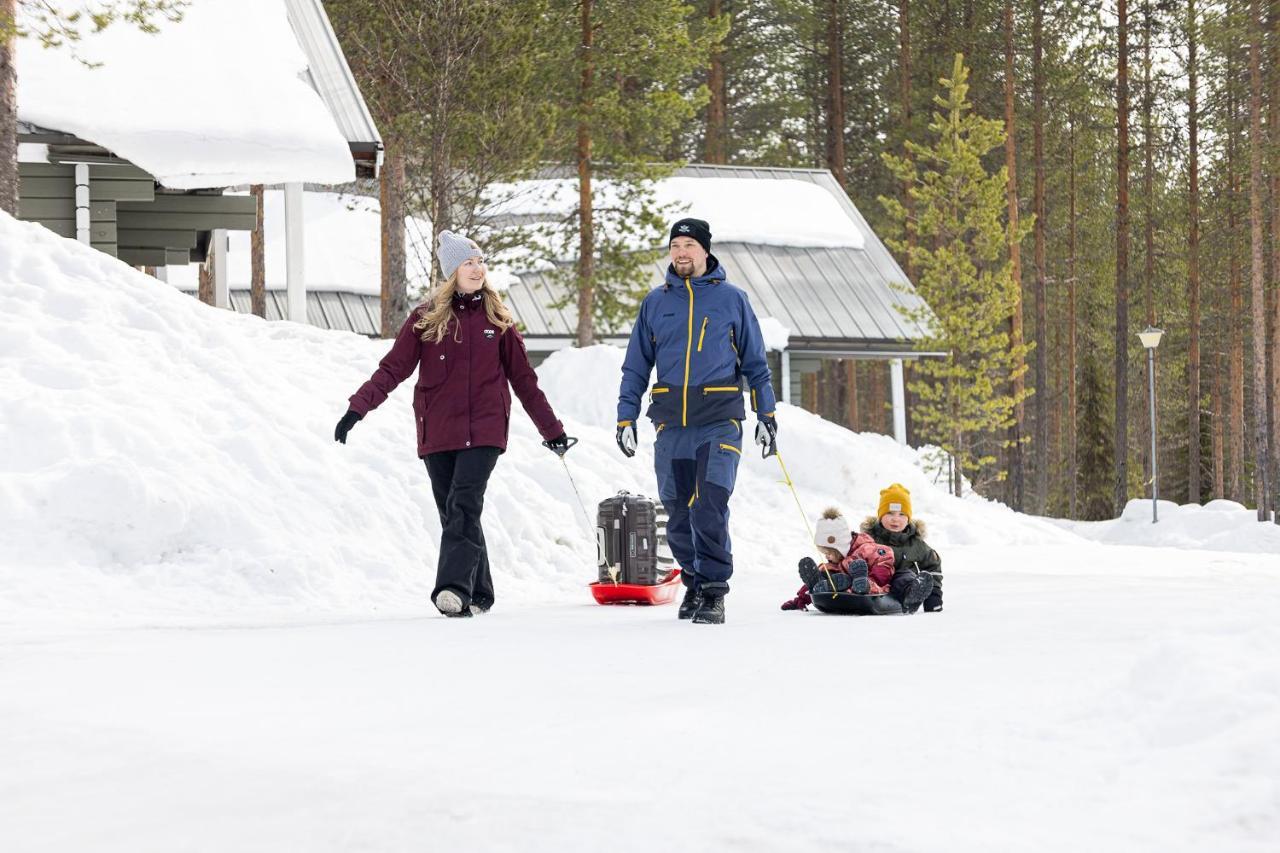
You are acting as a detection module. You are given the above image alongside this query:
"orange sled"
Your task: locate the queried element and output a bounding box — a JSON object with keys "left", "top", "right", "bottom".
{"left": 589, "top": 570, "right": 683, "bottom": 606}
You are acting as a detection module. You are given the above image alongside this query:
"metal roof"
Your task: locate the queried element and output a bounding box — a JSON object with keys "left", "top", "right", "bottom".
{"left": 502, "top": 164, "right": 933, "bottom": 351}
{"left": 284, "top": 0, "right": 383, "bottom": 165}
{"left": 219, "top": 289, "right": 383, "bottom": 335}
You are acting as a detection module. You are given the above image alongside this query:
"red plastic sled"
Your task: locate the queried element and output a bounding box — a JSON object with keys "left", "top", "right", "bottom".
{"left": 589, "top": 570, "right": 683, "bottom": 606}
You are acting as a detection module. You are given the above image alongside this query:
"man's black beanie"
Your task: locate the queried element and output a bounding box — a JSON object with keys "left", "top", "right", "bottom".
{"left": 669, "top": 218, "right": 712, "bottom": 253}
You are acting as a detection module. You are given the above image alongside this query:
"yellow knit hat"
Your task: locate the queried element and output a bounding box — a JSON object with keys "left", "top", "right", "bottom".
{"left": 877, "top": 483, "right": 912, "bottom": 520}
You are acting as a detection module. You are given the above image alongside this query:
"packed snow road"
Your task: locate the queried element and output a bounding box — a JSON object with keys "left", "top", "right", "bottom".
{"left": 3, "top": 544, "right": 1277, "bottom": 853}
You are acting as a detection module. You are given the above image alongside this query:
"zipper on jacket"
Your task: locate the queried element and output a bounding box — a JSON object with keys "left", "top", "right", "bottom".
{"left": 697, "top": 316, "right": 708, "bottom": 352}
{"left": 703, "top": 386, "right": 739, "bottom": 394}
{"left": 682, "top": 277, "right": 694, "bottom": 427}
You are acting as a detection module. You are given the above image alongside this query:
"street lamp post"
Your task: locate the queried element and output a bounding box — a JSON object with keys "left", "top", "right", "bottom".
{"left": 1138, "top": 327, "right": 1165, "bottom": 523}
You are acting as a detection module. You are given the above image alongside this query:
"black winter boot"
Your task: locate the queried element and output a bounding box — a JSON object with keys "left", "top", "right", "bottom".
{"left": 678, "top": 585, "right": 703, "bottom": 620}
{"left": 847, "top": 558, "right": 869, "bottom": 594}
{"left": 693, "top": 583, "right": 727, "bottom": 624}
{"left": 900, "top": 573, "right": 935, "bottom": 614}
{"left": 798, "top": 557, "right": 821, "bottom": 589}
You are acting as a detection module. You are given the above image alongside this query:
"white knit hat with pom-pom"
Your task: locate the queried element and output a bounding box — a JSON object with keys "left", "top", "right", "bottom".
{"left": 813, "top": 507, "right": 852, "bottom": 554}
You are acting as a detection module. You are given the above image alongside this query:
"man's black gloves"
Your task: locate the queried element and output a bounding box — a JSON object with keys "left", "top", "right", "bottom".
{"left": 334, "top": 410, "right": 363, "bottom": 444}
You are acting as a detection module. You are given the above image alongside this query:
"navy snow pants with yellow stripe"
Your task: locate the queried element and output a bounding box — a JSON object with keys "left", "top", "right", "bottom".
{"left": 654, "top": 421, "right": 742, "bottom": 593}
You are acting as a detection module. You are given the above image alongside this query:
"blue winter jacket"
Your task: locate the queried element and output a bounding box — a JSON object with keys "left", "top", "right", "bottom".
{"left": 617, "top": 255, "right": 777, "bottom": 428}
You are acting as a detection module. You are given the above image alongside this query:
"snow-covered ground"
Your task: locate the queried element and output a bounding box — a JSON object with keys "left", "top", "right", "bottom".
{"left": 2, "top": 212, "right": 1279, "bottom": 852}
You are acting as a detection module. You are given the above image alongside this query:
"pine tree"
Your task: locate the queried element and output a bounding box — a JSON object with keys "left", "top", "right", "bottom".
{"left": 549, "top": 0, "right": 725, "bottom": 344}
{"left": 882, "top": 53, "right": 1033, "bottom": 495}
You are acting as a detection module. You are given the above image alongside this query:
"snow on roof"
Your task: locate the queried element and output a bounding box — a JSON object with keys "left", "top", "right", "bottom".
{"left": 483, "top": 176, "right": 866, "bottom": 253}
{"left": 15, "top": 0, "right": 355, "bottom": 189}
{"left": 167, "top": 190, "right": 433, "bottom": 295}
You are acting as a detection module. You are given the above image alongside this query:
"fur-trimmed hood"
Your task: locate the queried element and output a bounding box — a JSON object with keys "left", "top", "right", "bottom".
{"left": 861, "top": 516, "right": 927, "bottom": 538}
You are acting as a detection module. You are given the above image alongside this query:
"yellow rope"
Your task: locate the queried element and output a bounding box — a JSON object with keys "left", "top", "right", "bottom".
{"left": 775, "top": 452, "right": 839, "bottom": 593}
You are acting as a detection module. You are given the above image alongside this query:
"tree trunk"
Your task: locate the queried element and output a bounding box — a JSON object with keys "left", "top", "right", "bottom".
{"left": 1004, "top": 1, "right": 1025, "bottom": 511}
{"left": 703, "top": 0, "right": 727, "bottom": 164}
{"left": 380, "top": 141, "right": 407, "bottom": 337}
{"left": 1229, "top": 62, "right": 1246, "bottom": 502}
{"left": 1068, "top": 117, "right": 1079, "bottom": 518}
{"left": 0, "top": 0, "right": 17, "bottom": 216}
{"left": 198, "top": 257, "right": 213, "bottom": 306}
{"left": 846, "top": 359, "right": 859, "bottom": 431}
{"left": 1213, "top": 351, "right": 1226, "bottom": 497}
{"left": 250, "top": 185, "right": 266, "bottom": 319}
{"left": 899, "top": 0, "right": 914, "bottom": 282}
{"left": 1116, "top": 0, "right": 1132, "bottom": 514}
{"left": 1188, "top": 0, "right": 1202, "bottom": 503}
{"left": 825, "top": 0, "right": 847, "bottom": 187}
{"left": 1032, "top": 2, "right": 1047, "bottom": 514}
{"left": 575, "top": 0, "right": 596, "bottom": 348}
{"left": 1270, "top": 0, "right": 1280, "bottom": 521}
{"left": 1249, "top": 0, "right": 1271, "bottom": 518}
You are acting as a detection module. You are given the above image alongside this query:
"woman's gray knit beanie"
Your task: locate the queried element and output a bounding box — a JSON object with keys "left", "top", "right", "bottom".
{"left": 437, "top": 230, "right": 483, "bottom": 280}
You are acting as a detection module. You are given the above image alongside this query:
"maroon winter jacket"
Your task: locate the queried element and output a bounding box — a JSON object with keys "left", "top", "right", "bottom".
{"left": 347, "top": 293, "right": 564, "bottom": 456}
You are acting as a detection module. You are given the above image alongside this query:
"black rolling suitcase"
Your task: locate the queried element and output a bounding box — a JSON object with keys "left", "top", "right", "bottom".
{"left": 595, "top": 491, "right": 674, "bottom": 584}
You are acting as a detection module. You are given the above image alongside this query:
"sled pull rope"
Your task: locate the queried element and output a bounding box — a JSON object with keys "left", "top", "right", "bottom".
{"left": 775, "top": 452, "right": 838, "bottom": 592}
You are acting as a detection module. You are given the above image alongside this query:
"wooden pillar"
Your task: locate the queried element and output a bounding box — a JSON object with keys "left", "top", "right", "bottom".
{"left": 846, "top": 359, "right": 859, "bottom": 431}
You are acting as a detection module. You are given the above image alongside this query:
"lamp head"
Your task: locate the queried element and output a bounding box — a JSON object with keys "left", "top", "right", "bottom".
{"left": 1138, "top": 326, "right": 1165, "bottom": 350}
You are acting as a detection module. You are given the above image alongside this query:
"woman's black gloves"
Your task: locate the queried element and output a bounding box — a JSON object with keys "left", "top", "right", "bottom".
{"left": 334, "top": 410, "right": 363, "bottom": 444}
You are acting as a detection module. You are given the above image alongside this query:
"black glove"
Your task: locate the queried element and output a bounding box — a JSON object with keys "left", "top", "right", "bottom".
{"left": 333, "top": 409, "right": 363, "bottom": 444}
{"left": 754, "top": 414, "right": 778, "bottom": 458}
{"left": 616, "top": 423, "right": 637, "bottom": 458}
{"left": 542, "top": 433, "right": 577, "bottom": 457}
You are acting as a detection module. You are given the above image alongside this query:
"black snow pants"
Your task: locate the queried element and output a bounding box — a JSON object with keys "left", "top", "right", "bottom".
{"left": 424, "top": 446, "right": 501, "bottom": 610}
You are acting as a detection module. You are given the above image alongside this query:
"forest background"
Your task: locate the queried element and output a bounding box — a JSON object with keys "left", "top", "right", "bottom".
{"left": 9, "top": 0, "right": 1258, "bottom": 524}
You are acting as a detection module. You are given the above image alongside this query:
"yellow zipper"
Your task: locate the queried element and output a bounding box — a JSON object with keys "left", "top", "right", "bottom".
{"left": 718, "top": 443, "right": 741, "bottom": 456}
{"left": 697, "top": 316, "right": 708, "bottom": 351}
{"left": 704, "top": 386, "right": 739, "bottom": 393}
{"left": 682, "top": 277, "right": 694, "bottom": 427}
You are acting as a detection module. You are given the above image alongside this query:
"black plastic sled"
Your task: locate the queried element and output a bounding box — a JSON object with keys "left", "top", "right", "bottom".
{"left": 808, "top": 590, "right": 905, "bottom": 616}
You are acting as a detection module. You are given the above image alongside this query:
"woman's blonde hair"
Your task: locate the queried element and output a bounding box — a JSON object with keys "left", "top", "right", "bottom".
{"left": 413, "top": 270, "right": 515, "bottom": 343}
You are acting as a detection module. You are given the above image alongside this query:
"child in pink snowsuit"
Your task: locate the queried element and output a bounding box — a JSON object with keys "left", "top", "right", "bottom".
{"left": 780, "top": 507, "right": 896, "bottom": 610}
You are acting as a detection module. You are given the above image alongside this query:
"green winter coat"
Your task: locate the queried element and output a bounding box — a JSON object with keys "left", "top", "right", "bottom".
{"left": 861, "top": 517, "right": 942, "bottom": 590}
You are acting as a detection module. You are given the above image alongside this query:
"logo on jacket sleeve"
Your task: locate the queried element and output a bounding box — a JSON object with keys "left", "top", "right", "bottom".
{"left": 483, "top": 328, "right": 496, "bottom": 340}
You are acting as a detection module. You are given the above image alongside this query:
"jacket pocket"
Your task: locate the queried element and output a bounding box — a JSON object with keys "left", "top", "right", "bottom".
{"left": 697, "top": 316, "right": 709, "bottom": 352}
{"left": 421, "top": 351, "right": 450, "bottom": 389}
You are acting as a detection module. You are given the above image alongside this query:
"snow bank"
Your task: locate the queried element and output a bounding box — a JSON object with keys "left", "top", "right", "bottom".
{"left": 16, "top": 0, "right": 353, "bottom": 188}
{"left": 166, "top": 191, "right": 434, "bottom": 296}
{"left": 1059, "top": 498, "right": 1280, "bottom": 555}
{"left": 757, "top": 316, "right": 790, "bottom": 351}
{"left": 0, "top": 209, "right": 1083, "bottom": 625}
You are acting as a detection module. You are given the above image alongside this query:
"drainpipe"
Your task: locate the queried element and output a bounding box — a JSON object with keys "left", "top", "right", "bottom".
{"left": 284, "top": 182, "right": 306, "bottom": 323}
{"left": 212, "top": 228, "right": 229, "bottom": 309}
{"left": 74, "top": 164, "right": 91, "bottom": 244}
{"left": 890, "top": 358, "right": 907, "bottom": 445}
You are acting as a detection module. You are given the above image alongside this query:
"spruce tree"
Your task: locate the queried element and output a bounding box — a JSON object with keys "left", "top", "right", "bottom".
{"left": 881, "top": 52, "right": 1032, "bottom": 496}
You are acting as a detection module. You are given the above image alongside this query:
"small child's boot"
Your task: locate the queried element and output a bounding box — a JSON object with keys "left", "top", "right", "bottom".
{"left": 901, "top": 572, "right": 935, "bottom": 614}
{"left": 797, "top": 557, "right": 821, "bottom": 590}
{"left": 847, "top": 558, "right": 870, "bottom": 594}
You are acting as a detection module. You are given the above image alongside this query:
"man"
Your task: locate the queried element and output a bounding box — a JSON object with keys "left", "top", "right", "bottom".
{"left": 615, "top": 217, "right": 778, "bottom": 625}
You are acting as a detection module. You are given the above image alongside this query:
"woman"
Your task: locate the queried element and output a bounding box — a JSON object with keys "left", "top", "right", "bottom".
{"left": 334, "top": 231, "right": 573, "bottom": 617}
